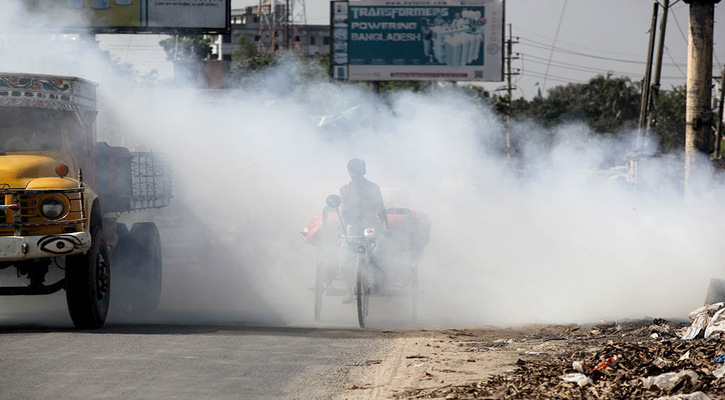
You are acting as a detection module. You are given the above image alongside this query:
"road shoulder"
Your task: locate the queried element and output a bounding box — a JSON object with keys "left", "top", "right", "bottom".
{"left": 337, "top": 327, "right": 525, "bottom": 399}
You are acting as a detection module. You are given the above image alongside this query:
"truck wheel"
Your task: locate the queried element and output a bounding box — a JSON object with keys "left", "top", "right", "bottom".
{"left": 65, "top": 225, "right": 111, "bottom": 329}
{"left": 128, "top": 222, "right": 163, "bottom": 313}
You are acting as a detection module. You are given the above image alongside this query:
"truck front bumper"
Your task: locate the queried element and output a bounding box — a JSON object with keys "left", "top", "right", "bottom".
{"left": 0, "top": 232, "right": 92, "bottom": 262}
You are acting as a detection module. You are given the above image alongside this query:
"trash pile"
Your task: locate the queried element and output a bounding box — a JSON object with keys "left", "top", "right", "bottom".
{"left": 399, "top": 314, "right": 725, "bottom": 400}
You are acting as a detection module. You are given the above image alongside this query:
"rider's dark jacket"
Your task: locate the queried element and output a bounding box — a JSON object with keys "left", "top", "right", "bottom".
{"left": 337, "top": 177, "right": 386, "bottom": 235}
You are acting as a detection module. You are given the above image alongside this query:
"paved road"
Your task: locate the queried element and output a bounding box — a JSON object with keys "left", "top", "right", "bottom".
{"left": 0, "top": 217, "right": 399, "bottom": 400}
{"left": 0, "top": 319, "right": 391, "bottom": 400}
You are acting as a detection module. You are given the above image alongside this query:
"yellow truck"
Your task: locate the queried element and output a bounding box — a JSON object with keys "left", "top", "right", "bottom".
{"left": 0, "top": 73, "right": 171, "bottom": 328}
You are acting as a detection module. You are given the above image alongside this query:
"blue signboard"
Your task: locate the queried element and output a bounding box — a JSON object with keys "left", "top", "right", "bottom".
{"left": 331, "top": 0, "right": 504, "bottom": 82}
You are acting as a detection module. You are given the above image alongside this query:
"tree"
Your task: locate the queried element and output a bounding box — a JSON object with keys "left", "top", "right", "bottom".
{"left": 656, "top": 85, "right": 687, "bottom": 152}
{"left": 581, "top": 73, "right": 639, "bottom": 133}
{"left": 232, "top": 35, "right": 257, "bottom": 62}
{"left": 507, "top": 74, "right": 640, "bottom": 135}
{"left": 511, "top": 83, "right": 587, "bottom": 128}
{"left": 228, "top": 35, "right": 280, "bottom": 87}
{"left": 159, "top": 35, "right": 213, "bottom": 61}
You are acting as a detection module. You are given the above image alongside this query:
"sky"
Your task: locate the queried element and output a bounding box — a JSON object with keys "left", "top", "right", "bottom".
{"left": 99, "top": 0, "right": 725, "bottom": 100}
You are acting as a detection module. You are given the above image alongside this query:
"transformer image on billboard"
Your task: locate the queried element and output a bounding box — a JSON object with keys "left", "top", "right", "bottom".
{"left": 425, "top": 10, "right": 486, "bottom": 68}
{"left": 331, "top": 0, "right": 504, "bottom": 82}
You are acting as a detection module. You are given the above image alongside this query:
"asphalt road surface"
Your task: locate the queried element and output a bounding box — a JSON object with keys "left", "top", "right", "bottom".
{"left": 0, "top": 211, "right": 408, "bottom": 399}
{"left": 0, "top": 320, "right": 390, "bottom": 400}
{"left": 0, "top": 256, "right": 393, "bottom": 400}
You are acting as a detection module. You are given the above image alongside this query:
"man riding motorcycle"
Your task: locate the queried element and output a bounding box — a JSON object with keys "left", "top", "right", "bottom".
{"left": 336, "top": 158, "right": 388, "bottom": 303}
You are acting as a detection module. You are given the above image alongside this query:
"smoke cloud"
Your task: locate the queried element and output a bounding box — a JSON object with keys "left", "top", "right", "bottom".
{"left": 1, "top": 1, "right": 724, "bottom": 328}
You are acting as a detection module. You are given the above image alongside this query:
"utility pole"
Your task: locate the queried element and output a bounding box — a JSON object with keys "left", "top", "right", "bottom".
{"left": 629, "top": 1, "right": 659, "bottom": 185}
{"left": 637, "top": 2, "right": 658, "bottom": 151}
{"left": 683, "top": 0, "right": 720, "bottom": 196}
{"left": 504, "top": 24, "right": 519, "bottom": 161}
{"left": 715, "top": 68, "right": 725, "bottom": 158}
{"left": 645, "top": 0, "right": 670, "bottom": 147}
{"left": 285, "top": 0, "right": 290, "bottom": 49}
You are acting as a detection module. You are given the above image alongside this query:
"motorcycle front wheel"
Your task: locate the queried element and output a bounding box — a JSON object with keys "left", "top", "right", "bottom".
{"left": 356, "top": 255, "right": 370, "bottom": 328}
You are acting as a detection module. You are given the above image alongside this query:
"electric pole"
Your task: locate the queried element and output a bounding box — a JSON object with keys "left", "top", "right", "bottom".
{"left": 504, "top": 24, "right": 519, "bottom": 161}
{"left": 637, "top": 2, "right": 658, "bottom": 151}
{"left": 682, "top": 0, "right": 721, "bottom": 196}
{"left": 715, "top": 68, "right": 725, "bottom": 158}
{"left": 629, "top": 2, "right": 660, "bottom": 185}
{"left": 645, "top": 0, "right": 670, "bottom": 147}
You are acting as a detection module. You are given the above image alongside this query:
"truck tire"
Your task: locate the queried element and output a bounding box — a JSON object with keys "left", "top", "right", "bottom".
{"left": 65, "top": 225, "right": 111, "bottom": 329}
{"left": 127, "top": 222, "right": 163, "bottom": 314}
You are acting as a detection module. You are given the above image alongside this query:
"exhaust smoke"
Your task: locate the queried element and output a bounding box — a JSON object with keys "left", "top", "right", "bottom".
{"left": 1, "top": 1, "right": 723, "bottom": 328}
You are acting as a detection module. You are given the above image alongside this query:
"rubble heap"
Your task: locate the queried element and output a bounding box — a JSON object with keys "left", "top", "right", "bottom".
{"left": 400, "top": 320, "right": 725, "bottom": 400}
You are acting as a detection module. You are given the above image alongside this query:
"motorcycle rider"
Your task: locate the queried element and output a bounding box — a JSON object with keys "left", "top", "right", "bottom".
{"left": 337, "top": 158, "right": 388, "bottom": 303}
{"left": 338, "top": 158, "right": 387, "bottom": 235}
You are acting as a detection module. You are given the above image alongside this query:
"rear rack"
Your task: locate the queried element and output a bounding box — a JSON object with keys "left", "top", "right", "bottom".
{"left": 131, "top": 152, "right": 173, "bottom": 210}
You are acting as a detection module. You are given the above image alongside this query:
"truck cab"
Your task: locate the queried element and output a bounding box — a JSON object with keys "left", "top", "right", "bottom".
{"left": 0, "top": 73, "right": 171, "bottom": 328}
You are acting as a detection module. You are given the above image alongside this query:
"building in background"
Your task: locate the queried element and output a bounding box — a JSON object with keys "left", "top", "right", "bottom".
{"left": 208, "top": 7, "right": 329, "bottom": 62}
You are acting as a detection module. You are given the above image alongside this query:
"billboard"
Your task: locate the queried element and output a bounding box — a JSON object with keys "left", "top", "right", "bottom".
{"left": 23, "top": 0, "right": 230, "bottom": 34}
{"left": 331, "top": 0, "right": 504, "bottom": 82}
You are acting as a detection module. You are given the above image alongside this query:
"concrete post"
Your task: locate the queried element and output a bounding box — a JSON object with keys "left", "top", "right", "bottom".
{"left": 683, "top": 0, "right": 720, "bottom": 196}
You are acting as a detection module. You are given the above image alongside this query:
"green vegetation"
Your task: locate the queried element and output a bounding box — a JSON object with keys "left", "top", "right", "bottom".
{"left": 159, "top": 35, "right": 213, "bottom": 61}
{"left": 493, "top": 74, "right": 688, "bottom": 153}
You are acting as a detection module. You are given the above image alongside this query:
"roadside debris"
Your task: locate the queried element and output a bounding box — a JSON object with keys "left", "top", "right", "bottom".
{"left": 682, "top": 303, "right": 725, "bottom": 340}
{"left": 704, "top": 308, "right": 725, "bottom": 339}
{"left": 652, "top": 393, "right": 712, "bottom": 400}
{"left": 642, "top": 370, "right": 699, "bottom": 391}
{"left": 397, "top": 319, "right": 725, "bottom": 399}
{"left": 561, "top": 372, "right": 593, "bottom": 387}
{"left": 650, "top": 319, "right": 679, "bottom": 339}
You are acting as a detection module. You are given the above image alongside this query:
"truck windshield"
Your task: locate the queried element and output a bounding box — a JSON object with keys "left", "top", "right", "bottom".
{"left": 0, "top": 108, "right": 63, "bottom": 152}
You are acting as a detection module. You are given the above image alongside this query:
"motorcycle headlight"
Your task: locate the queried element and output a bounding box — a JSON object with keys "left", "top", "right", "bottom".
{"left": 40, "top": 197, "right": 65, "bottom": 219}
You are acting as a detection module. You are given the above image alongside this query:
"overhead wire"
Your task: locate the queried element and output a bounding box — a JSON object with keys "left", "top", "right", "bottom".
{"left": 526, "top": 70, "right": 587, "bottom": 84}
{"left": 512, "top": 26, "right": 645, "bottom": 59}
{"left": 668, "top": 1, "right": 689, "bottom": 74}
{"left": 522, "top": 53, "right": 685, "bottom": 80}
{"left": 519, "top": 37, "right": 670, "bottom": 66}
{"left": 542, "top": 0, "right": 568, "bottom": 92}
{"left": 664, "top": 47, "right": 687, "bottom": 77}
{"left": 510, "top": 0, "right": 725, "bottom": 97}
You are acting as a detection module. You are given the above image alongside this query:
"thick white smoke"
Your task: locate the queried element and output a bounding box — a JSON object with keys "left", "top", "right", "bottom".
{"left": 1, "top": 1, "right": 724, "bottom": 328}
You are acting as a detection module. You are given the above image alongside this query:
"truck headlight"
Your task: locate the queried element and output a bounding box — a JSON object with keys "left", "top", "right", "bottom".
{"left": 40, "top": 197, "right": 65, "bottom": 219}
